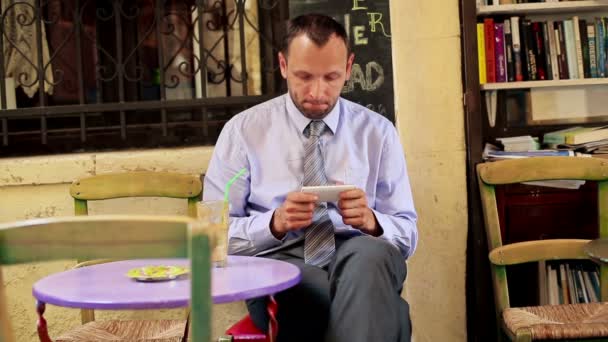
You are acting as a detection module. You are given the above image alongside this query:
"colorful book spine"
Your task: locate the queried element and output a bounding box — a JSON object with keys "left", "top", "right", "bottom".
{"left": 495, "top": 23, "right": 507, "bottom": 82}
{"left": 543, "top": 21, "right": 553, "bottom": 80}
{"left": 588, "top": 23, "right": 598, "bottom": 78}
{"left": 556, "top": 21, "right": 569, "bottom": 80}
{"left": 511, "top": 16, "right": 523, "bottom": 81}
{"left": 564, "top": 19, "right": 579, "bottom": 79}
{"left": 547, "top": 20, "right": 560, "bottom": 80}
{"left": 604, "top": 18, "right": 608, "bottom": 76}
{"left": 532, "top": 21, "right": 547, "bottom": 80}
{"left": 573, "top": 16, "right": 585, "bottom": 79}
{"left": 477, "top": 23, "right": 487, "bottom": 84}
{"left": 504, "top": 19, "right": 515, "bottom": 82}
{"left": 485, "top": 18, "right": 496, "bottom": 83}
{"left": 522, "top": 20, "right": 536, "bottom": 80}
{"left": 579, "top": 19, "right": 591, "bottom": 79}
{"left": 597, "top": 19, "right": 606, "bottom": 77}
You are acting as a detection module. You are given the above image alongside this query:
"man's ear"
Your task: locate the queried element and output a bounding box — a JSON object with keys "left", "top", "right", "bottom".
{"left": 278, "top": 51, "right": 288, "bottom": 79}
{"left": 345, "top": 53, "right": 355, "bottom": 80}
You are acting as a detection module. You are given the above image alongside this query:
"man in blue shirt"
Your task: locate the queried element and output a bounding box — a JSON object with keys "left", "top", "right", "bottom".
{"left": 203, "top": 13, "right": 417, "bottom": 342}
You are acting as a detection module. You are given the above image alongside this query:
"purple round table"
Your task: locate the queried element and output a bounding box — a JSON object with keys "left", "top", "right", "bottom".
{"left": 32, "top": 255, "right": 301, "bottom": 309}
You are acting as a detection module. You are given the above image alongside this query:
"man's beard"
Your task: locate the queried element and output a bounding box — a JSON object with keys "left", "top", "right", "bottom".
{"left": 290, "top": 90, "right": 336, "bottom": 119}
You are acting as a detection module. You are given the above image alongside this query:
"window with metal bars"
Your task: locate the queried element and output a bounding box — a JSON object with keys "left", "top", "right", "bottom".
{"left": 0, "top": 0, "right": 287, "bottom": 157}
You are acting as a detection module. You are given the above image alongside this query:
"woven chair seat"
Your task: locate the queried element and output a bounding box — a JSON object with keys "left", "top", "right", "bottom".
{"left": 503, "top": 303, "right": 608, "bottom": 340}
{"left": 56, "top": 319, "right": 187, "bottom": 342}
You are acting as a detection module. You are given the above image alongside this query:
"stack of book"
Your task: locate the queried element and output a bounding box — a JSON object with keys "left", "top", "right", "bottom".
{"left": 496, "top": 135, "right": 539, "bottom": 151}
{"left": 482, "top": 141, "right": 586, "bottom": 161}
{"left": 539, "top": 260, "right": 600, "bottom": 305}
{"left": 543, "top": 125, "right": 608, "bottom": 154}
{"left": 477, "top": 15, "right": 608, "bottom": 83}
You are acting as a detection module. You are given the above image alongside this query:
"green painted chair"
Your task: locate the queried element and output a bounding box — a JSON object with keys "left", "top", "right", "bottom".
{"left": 0, "top": 215, "right": 211, "bottom": 342}
{"left": 66, "top": 171, "right": 202, "bottom": 341}
{"left": 70, "top": 171, "right": 202, "bottom": 218}
{"left": 477, "top": 157, "right": 608, "bottom": 342}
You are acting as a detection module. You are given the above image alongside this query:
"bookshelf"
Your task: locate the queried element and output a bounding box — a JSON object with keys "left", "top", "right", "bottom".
{"left": 481, "top": 77, "right": 608, "bottom": 89}
{"left": 478, "top": 1, "right": 608, "bottom": 16}
{"left": 461, "top": 1, "right": 608, "bottom": 341}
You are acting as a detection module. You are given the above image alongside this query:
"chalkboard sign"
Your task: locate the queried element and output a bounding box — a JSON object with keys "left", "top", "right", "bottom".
{"left": 289, "top": 0, "right": 394, "bottom": 123}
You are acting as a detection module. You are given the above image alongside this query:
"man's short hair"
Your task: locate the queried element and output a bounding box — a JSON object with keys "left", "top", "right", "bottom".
{"left": 281, "top": 14, "right": 350, "bottom": 57}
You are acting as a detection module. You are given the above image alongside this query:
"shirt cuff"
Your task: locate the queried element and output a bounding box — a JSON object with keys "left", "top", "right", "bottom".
{"left": 371, "top": 208, "right": 396, "bottom": 241}
{"left": 249, "top": 209, "right": 284, "bottom": 251}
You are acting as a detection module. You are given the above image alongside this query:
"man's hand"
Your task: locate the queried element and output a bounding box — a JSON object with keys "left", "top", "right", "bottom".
{"left": 270, "top": 192, "right": 318, "bottom": 239}
{"left": 338, "top": 188, "right": 382, "bottom": 236}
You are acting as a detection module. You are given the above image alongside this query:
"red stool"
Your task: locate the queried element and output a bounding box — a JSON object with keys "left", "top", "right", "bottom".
{"left": 226, "top": 296, "right": 278, "bottom": 342}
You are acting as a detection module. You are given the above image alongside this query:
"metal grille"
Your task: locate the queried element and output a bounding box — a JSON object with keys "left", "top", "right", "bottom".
{"left": 0, "top": 0, "right": 287, "bottom": 157}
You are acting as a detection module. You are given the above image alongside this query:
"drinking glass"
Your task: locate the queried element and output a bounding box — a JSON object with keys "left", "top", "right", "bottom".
{"left": 196, "top": 200, "right": 229, "bottom": 267}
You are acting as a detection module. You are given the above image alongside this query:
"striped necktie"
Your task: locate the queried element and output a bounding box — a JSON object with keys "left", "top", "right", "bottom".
{"left": 303, "top": 120, "right": 336, "bottom": 267}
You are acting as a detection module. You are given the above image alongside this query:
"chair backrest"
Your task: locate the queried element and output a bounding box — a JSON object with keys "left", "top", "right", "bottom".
{"left": 69, "top": 172, "right": 203, "bottom": 217}
{"left": 476, "top": 157, "right": 608, "bottom": 315}
{"left": 69, "top": 171, "right": 203, "bottom": 324}
{"left": 0, "top": 215, "right": 211, "bottom": 342}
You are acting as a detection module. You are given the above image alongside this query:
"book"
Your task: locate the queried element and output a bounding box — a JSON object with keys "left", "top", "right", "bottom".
{"left": 557, "top": 139, "right": 608, "bottom": 153}
{"left": 583, "top": 270, "right": 598, "bottom": 302}
{"left": 505, "top": 19, "right": 515, "bottom": 82}
{"left": 588, "top": 23, "right": 598, "bottom": 78}
{"left": 547, "top": 20, "right": 560, "bottom": 80}
{"left": 511, "top": 16, "right": 524, "bottom": 81}
{"left": 573, "top": 16, "right": 586, "bottom": 79}
{"left": 559, "top": 264, "right": 570, "bottom": 304}
{"left": 564, "top": 126, "right": 608, "bottom": 145}
{"left": 538, "top": 260, "right": 548, "bottom": 305}
{"left": 532, "top": 21, "right": 547, "bottom": 80}
{"left": 485, "top": 18, "right": 497, "bottom": 83}
{"left": 590, "top": 268, "right": 601, "bottom": 300}
{"left": 482, "top": 143, "right": 584, "bottom": 160}
{"left": 597, "top": 18, "right": 606, "bottom": 77}
{"left": 566, "top": 264, "right": 577, "bottom": 304}
{"left": 495, "top": 23, "right": 507, "bottom": 82}
{"left": 575, "top": 266, "right": 589, "bottom": 303}
{"left": 543, "top": 126, "right": 584, "bottom": 145}
{"left": 556, "top": 21, "right": 570, "bottom": 79}
{"left": 522, "top": 20, "right": 537, "bottom": 80}
{"left": 564, "top": 19, "right": 579, "bottom": 79}
{"left": 477, "top": 23, "right": 487, "bottom": 84}
{"left": 604, "top": 18, "right": 608, "bottom": 75}
{"left": 523, "top": 179, "right": 585, "bottom": 190}
{"left": 496, "top": 135, "right": 538, "bottom": 152}
{"left": 548, "top": 264, "right": 559, "bottom": 305}
{"left": 579, "top": 19, "right": 591, "bottom": 79}
{"left": 542, "top": 21, "right": 554, "bottom": 80}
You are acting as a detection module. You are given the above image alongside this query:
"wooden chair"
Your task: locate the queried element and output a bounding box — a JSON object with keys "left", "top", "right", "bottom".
{"left": 70, "top": 171, "right": 202, "bottom": 218}
{"left": 66, "top": 171, "right": 202, "bottom": 341}
{"left": 477, "top": 157, "right": 608, "bottom": 342}
{"left": 0, "top": 215, "right": 211, "bottom": 342}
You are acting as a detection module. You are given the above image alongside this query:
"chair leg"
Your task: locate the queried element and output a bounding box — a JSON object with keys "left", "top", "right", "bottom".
{"left": 80, "top": 308, "right": 95, "bottom": 324}
{"left": 36, "top": 301, "right": 52, "bottom": 342}
{"left": 267, "top": 296, "right": 278, "bottom": 342}
{"left": 514, "top": 328, "right": 532, "bottom": 342}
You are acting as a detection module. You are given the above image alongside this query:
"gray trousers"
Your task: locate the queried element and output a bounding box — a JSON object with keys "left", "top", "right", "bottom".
{"left": 246, "top": 235, "right": 411, "bottom": 342}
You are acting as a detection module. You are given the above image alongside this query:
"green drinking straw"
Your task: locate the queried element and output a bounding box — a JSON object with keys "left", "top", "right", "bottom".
{"left": 224, "top": 167, "right": 247, "bottom": 202}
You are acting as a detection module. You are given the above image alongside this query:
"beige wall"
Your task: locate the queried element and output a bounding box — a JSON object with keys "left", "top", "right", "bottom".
{"left": 390, "top": 1, "right": 467, "bottom": 341}
{"left": 0, "top": 2, "right": 467, "bottom": 341}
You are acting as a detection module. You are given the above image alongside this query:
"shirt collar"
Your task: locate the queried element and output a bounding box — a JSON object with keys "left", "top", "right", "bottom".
{"left": 285, "top": 93, "right": 340, "bottom": 135}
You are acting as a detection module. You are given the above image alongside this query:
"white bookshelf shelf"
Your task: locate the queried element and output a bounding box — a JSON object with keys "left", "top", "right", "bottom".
{"left": 480, "top": 78, "right": 608, "bottom": 90}
{"left": 477, "top": 1, "right": 608, "bottom": 16}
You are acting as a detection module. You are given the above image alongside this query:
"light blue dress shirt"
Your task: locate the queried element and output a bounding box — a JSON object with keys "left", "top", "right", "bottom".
{"left": 203, "top": 94, "right": 418, "bottom": 258}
